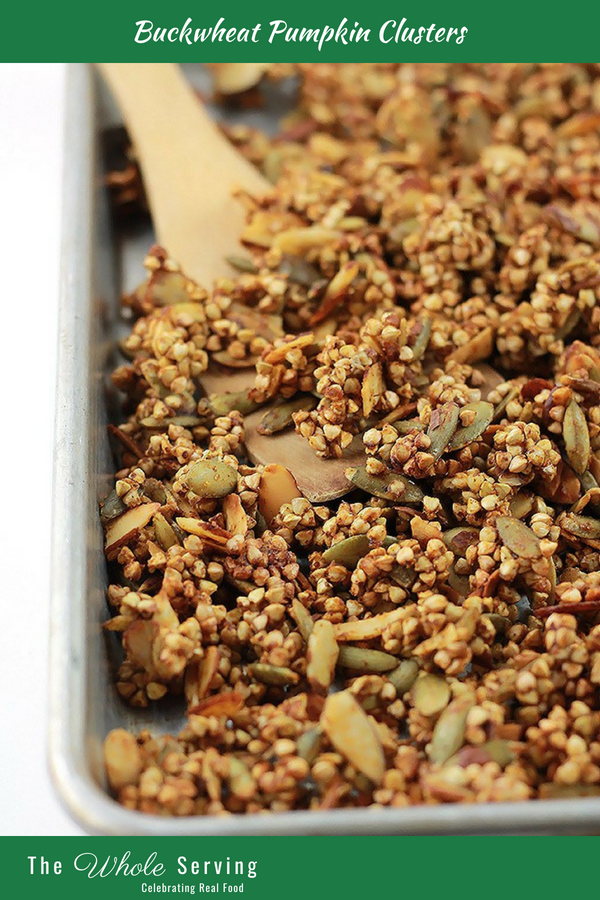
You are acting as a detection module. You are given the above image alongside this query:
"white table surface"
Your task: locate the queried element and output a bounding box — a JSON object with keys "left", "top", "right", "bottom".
{"left": 0, "top": 63, "right": 83, "bottom": 835}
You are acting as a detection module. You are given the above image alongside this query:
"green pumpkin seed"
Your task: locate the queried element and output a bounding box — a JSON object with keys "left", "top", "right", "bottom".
{"left": 208, "top": 391, "right": 262, "bottom": 418}
{"left": 100, "top": 488, "right": 128, "bottom": 523}
{"left": 563, "top": 400, "right": 590, "bottom": 476}
{"left": 410, "top": 318, "right": 432, "bottom": 361}
{"left": 345, "top": 466, "right": 424, "bottom": 503}
{"left": 183, "top": 459, "right": 238, "bottom": 498}
{"left": 428, "top": 696, "right": 474, "bottom": 765}
{"left": 248, "top": 663, "right": 299, "bottom": 686}
{"left": 225, "top": 254, "right": 258, "bottom": 274}
{"left": 322, "top": 535, "right": 372, "bottom": 568}
{"left": 480, "top": 739, "right": 515, "bottom": 767}
{"left": 290, "top": 599, "right": 314, "bottom": 642}
{"left": 212, "top": 351, "right": 258, "bottom": 369}
{"left": 388, "top": 659, "right": 420, "bottom": 695}
{"left": 337, "top": 646, "right": 398, "bottom": 673}
{"left": 140, "top": 414, "right": 204, "bottom": 429}
{"left": 448, "top": 401, "right": 494, "bottom": 451}
{"left": 559, "top": 512, "right": 600, "bottom": 541}
{"left": 483, "top": 613, "right": 512, "bottom": 636}
{"left": 496, "top": 516, "right": 541, "bottom": 559}
{"left": 257, "top": 395, "right": 317, "bottom": 435}
{"left": 426, "top": 402, "right": 460, "bottom": 460}
{"left": 443, "top": 526, "right": 480, "bottom": 557}
{"left": 153, "top": 513, "right": 180, "bottom": 550}
{"left": 296, "top": 727, "right": 322, "bottom": 764}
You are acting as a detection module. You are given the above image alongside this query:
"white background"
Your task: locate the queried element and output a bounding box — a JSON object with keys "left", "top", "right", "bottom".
{"left": 0, "top": 63, "right": 83, "bottom": 834}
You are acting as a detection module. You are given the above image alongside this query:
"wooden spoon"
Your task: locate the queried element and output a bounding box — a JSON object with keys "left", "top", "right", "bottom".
{"left": 99, "top": 63, "right": 364, "bottom": 502}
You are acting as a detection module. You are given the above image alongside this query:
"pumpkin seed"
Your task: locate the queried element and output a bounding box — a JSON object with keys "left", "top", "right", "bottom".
{"left": 388, "top": 659, "right": 420, "bottom": 695}
{"left": 296, "top": 727, "right": 323, "bottom": 764}
{"left": 483, "top": 613, "right": 512, "bottom": 636}
{"left": 227, "top": 758, "right": 256, "bottom": 800}
{"left": 277, "top": 255, "right": 321, "bottom": 287}
{"left": 442, "top": 526, "right": 479, "bottom": 557}
{"left": 447, "top": 566, "right": 471, "bottom": 597}
{"left": 428, "top": 696, "right": 474, "bottom": 765}
{"left": 140, "top": 414, "right": 203, "bottom": 428}
{"left": 345, "top": 466, "right": 424, "bottom": 503}
{"left": 559, "top": 512, "right": 600, "bottom": 542}
{"left": 479, "top": 739, "right": 515, "bottom": 767}
{"left": 426, "top": 402, "right": 460, "bottom": 460}
{"left": 411, "top": 674, "right": 451, "bottom": 717}
{"left": 208, "top": 391, "right": 262, "bottom": 418}
{"left": 410, "top": 317, "right": 432, "bottom": 361}
{"left": 337, "top": 646, "right": 398, "bottom": 673}
{"left": 183, "top": 458, "right": 238, "bottom": 498}
{"left": 496, "top": 516, "right": 541, "bottom": 559}
{"left": 539, "top": 783, "right": 600, "bottom": 799}
{"left": 307, "top": 620, "right": 339, "bottom": 693}
{"left": 257, "top": 395, "right": 317, "bottom": 435}
{"left": 322, "top": 535, "right": 372, "bottom": 568}
{"left": 248, "top": 663, "right": 299, "bottom": 686}
{"left": 563, "top": 399, "right": 590, "bottom": 476}
{"left": 321, "top": 691, "right": 385, "bottom": 784}
{"left": 100, "top": 488, "right": 128, "bottom": 523}
{"left": 225, "top": 254, "right": 258, "bottom": 274}
{"left": 153, "top": 512, "right": 180, "bottom": 550}
{"left": 448, "top": 401, "right": 494, "bottom": 450}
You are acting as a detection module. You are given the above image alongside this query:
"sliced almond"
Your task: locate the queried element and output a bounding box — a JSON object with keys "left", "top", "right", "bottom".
{"left": 291, "top": 598, "right": 314, "bottom": 642}
{"left": 103, "top": 729, "right": 143, "bottom": 792}
{"left": 411, "top": 674, "right": 451, "bottom": 717}
{"left": 222, "top": 493, "right": 248, "bottom": 536}
{"left": 448, "top": 327, "right": 494, "bottom": 364}
{"left": 176, "top": 518, "right": 231, "bottom": 547}
{"left": 321, "top": 691, "right": 385, "bottom": 784}
{"left": 189, "top": 691, "right": 244, "bottom": 717}
{"left": 333, "top": 608, "right": 404, "bottom": 642}
{"left": 361, "top": 362, "right": 385, "bottom": 417}
{"left": 307, "top": 620, "right": 339, "bottom": 693}
{"left": 105, "top": 502, "right": 161, "bottom": 557}
{"left": 258, "top": 463, "right": 302, "bottom": 524}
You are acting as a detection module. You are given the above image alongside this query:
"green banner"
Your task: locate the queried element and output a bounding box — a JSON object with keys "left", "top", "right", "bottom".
{"left": 5, "top": 836, "right": 599, "bottom": 898}
{"left": 0, "top": 0, "right": 597, "bottom": 61}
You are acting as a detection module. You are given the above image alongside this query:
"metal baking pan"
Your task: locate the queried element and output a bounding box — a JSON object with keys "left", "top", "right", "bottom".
{"left": 49, "top": 62, "right": 600, "bottom": 835}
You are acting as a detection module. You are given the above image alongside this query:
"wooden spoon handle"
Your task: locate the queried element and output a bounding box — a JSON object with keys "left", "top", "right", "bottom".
{"left": 98, "top": 63, "right": 268, "bottom": 286}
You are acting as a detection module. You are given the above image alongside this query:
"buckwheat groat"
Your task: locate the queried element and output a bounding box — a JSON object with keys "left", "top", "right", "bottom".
{"left": 102, "top": 64, "right": 600, "bottom": 816}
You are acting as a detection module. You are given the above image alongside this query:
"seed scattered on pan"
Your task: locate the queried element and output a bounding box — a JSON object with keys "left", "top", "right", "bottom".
{"left": 248, "top": 663, "right": 300, "bottom": 686}
{"left": 559, "top": 512, "right": 600, "bottom": 542}
{"left": 345, "top": 466, "right": 424, "bottom": 503}
{"left": 563, "top": 400, "right": 590, "bottom": 476}
{"left": 323, "top": 534, "right": 372, "bottom": 567}
{"left": 208, "top": 391, "right": 262, "bottom": 417}
{"left": 411, "top": 674, "right": 451, "bottom": 717}
{"left": 387, "top": 659, "right": 420, "bottom": 695}
{"left": 183, "top": 458, "right": 238, "bottom": 498}
{"left": 140, "top": 414, "right": 204, "bottom": 428}
{"left": 448, "top": 401, "right": 494, "bottom": 451}
{"left": 337, "top": 646, "right": 398, "bottom": 673}
{"left": 153, "top": 512, "right": 180, "bottom": 550}
{"left": 257, "top": 395, "right": 317, "bottom": 435}
{"left": 321, "top": 691, "right": 385, "bottom": 784}
{"left": 426, "top": 401, "right": 460, "bottom": 460}
{"left": 225, "top": 254, "right": 258, "bottom": 274}
{"left": 100, "top": 487, "right": 128, "bottom": 523}
{"left": 496, "top": 516, "right": 541, "bottom": 559}
{"left": 428, "top": 696, "right": 475, "bottom": 765}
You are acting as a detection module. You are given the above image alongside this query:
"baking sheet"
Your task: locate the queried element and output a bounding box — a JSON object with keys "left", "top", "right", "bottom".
{"left": 49, "top": 62, "right": 600, "bottom": 835}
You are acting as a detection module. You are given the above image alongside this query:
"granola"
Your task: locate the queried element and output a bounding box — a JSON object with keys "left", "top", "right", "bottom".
{"left": 102, "top": 63, "right": 600, "bottom": 817}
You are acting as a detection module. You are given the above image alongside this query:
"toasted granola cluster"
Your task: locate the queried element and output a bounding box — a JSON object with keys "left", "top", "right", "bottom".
{"left": 103, "top": 64, "right": 600, "bottom": 818}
